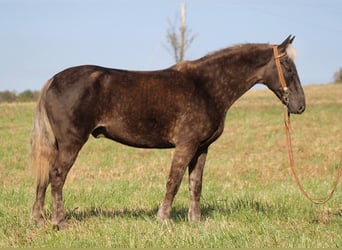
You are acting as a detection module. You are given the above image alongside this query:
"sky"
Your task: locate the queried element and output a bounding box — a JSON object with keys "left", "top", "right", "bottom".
{"left": 1, "top": 0, "right": 341, "bottom": 92}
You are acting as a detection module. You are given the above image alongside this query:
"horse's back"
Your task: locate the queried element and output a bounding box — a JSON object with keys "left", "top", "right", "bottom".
{"left": 48, "top": 64, "right": 192, "bottom": 96}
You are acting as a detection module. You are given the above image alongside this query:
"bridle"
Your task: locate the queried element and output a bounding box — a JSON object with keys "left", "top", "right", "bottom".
{"left": 272, "top": 45, "right": 341, "bottom": 204}
{"left": 273, "top": 45, "right": 289, "bottom": 106}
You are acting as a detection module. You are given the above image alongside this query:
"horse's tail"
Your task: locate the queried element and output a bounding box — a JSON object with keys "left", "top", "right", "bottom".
{"left": 30, "top": 78, "right": 57, "bottom": 187}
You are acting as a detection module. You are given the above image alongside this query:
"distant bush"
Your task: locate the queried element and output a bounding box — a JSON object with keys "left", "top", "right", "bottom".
{"left": 0, "top": 90, "right": 40, "bottom": 103}
{"left": 333, "top": 68, "right": 342, "bottom": 83}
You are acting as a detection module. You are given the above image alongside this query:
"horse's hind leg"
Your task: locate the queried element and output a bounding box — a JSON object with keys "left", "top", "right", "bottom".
{"left": 31, "top": 181, "right": 49, "bottom": 225}
{"left": 50, "top": 140, "right": 84, "bottom": 230}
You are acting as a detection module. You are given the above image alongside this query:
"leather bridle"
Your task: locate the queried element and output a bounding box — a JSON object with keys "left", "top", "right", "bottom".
{"left": 273, "top": 45, "right": 290, "bottom": 107}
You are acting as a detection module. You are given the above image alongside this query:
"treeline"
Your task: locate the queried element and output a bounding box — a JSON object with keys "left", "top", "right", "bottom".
{"left": 333, "top": 68, "right": 342, "bottom": 83}
{"left": 0, "top": 90, "right": 40, "bottom": 103}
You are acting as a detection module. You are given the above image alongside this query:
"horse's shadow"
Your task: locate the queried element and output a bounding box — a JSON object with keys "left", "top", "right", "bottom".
{"left": 65, "top": 197, "right": 277, "bottom": 222}
{"left": 65, "top": 206, "right": 160, "bottom": 222}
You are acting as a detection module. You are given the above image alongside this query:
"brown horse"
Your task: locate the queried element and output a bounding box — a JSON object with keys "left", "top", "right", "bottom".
{"left": 31, "top": 35, "right": 305, "bottom": 229}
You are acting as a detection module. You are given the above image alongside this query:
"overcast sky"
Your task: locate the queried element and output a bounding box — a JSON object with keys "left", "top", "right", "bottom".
{"left": 1, "top": 0, "right": 341, "bottom": 91}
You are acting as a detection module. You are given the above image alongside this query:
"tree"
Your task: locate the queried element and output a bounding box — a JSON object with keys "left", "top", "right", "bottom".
{"left": 0, "top": 89, "right": 40, "bottom": 103}
{"left": 165, "top": 2, "right": 196, "bottom": 63}
{"left": 333, "top": 68, "right": 342, "bottom": 83}
{"left": 0, "top": 91, "right": 17, "bottom": 103}
{"left": 17, "top": 90, "right": 35, "bottom": 102}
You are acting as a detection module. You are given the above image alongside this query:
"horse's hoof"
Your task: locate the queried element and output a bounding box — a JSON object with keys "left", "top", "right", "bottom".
{"left": 156, "top": 209, "right": 171, "bottom": 223}
{"left": 188, "top": 216, "right": 201, "bottom": 223}
{"left": 188, "top": 211, "right": 201, "bottom": 223}
{"left": 30, "top": 214, "right": 45, "bottom": 227}
{"left": 157, "top": 215, "right": 171, "bottom": 225}
{"left": 53, "top": 221, "right": 68, "bottom": 231}
{"left": 157, "top": 214, "right": 172, "bottom": 226}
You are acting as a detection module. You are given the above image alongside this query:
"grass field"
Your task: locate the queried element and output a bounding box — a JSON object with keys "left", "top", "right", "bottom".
{"left": 0, "top": 84, "right": 341, "bottom": 248}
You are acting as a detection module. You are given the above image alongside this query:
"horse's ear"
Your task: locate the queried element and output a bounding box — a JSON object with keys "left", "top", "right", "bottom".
{"left": 279, "top": 35, "right": 295, "bottom": 50}
{"left": 289, "top": 35, "right": 295, "bottom": 44}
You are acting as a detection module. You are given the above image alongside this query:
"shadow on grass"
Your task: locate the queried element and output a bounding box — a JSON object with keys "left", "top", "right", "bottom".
{"left": 201, "top": 197, "right": 279, "bottom": 217}
{"left": 65, "top": 206, "right": 159, "bottom": 221}
{"left": 65, "top": 197, "right": 283, "bottom": 222}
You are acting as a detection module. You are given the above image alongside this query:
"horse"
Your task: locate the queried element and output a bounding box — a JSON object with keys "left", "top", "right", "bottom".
{"left": 30, "top": 35, "right": 305, "bottom": 230}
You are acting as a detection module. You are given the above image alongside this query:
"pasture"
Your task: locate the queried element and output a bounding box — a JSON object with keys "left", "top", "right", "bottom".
{"left": 0, "top": 84, "right": 341, "bottom": 248}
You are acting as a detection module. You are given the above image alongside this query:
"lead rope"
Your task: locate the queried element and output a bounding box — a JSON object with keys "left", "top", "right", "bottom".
{"left": 273, "top": 45, "right": 342, "bottom": 204}
{"left": 284, "top": 110, "right": 342, "bottom": 204}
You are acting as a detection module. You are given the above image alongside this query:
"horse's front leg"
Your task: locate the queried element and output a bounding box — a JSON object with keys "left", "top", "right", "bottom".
{"left": 188, "top": 147, "right": 208, "bottom": 222}
{"left": 157, "top": 143, "right": 198, "bottom": 222}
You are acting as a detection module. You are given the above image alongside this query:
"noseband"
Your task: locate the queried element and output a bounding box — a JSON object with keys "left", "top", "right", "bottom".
{"left": 273, "top": 45, "right": 289, "bottom": 106}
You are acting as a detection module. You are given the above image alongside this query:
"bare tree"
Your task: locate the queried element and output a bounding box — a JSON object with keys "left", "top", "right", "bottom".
{"left": 165, "top": 2, "right": 196, "bottom": 63}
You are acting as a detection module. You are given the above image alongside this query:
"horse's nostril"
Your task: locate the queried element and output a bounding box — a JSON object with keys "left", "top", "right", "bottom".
{"left": 298, "top": 105, "right": 305, "bottom": 114}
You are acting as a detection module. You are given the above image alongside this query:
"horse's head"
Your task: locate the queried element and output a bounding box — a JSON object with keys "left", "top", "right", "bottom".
{"left": 264, "top": 35, "right": 305, "bottom": 114}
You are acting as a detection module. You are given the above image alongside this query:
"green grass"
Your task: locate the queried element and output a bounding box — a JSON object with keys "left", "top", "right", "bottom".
{"left": 0, "top": 84, "right": 341, "bottom": 247}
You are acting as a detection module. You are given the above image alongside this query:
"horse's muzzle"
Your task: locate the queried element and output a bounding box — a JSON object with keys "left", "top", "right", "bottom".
{"left": 288, "top": 103, "right": 305, "bottom": 114}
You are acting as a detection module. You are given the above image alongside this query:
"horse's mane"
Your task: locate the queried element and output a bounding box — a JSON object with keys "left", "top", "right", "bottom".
{"left": 172, "top": 43, "right": 270, "bottom": 72}
{"left": 200, "top": 43, "right": 268, "bottom": 61}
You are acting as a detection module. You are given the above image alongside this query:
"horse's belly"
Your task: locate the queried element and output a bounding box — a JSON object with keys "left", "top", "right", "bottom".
{"left": 91, "top": 121, "right": 174, "bottom": 149}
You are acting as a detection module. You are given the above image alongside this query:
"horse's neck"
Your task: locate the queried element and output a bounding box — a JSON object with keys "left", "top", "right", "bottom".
{"left": 173, "top": 44, "right": 272, "bottom": 114}
{"left": 193, "top": 59, "right": 263, "bottom": 114}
